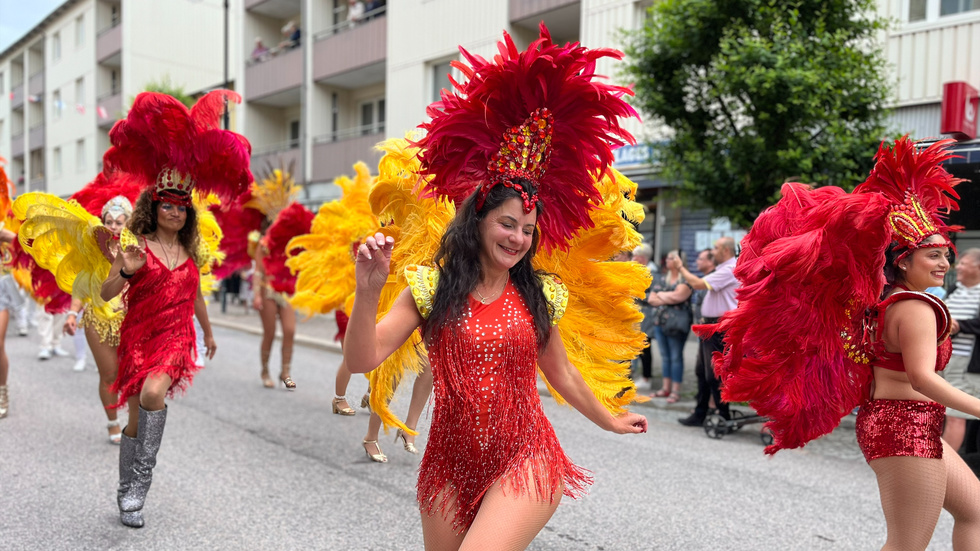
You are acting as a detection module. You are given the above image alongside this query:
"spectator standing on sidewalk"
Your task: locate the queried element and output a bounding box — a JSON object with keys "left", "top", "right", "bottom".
{"left": 677, "top": 236, "right": 738, "bottom": 426}
{"left": 631, "top": 243, "right": 656, "bottom": 388}
{"left": 942, "top": 248, "right": 980, "bottom": 451}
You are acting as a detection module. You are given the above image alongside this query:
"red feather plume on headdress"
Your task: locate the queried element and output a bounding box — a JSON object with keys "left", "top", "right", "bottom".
{"left": 209, "top": 188, "right": 265, "bottom": 280}
{"left": 0, "top": 156, "right": 12, "bottom": 222}
{"left": 262, "top": 202, "right": 314, "bottom": 295}
{"left": 854, "top": 137, "right": 964, "bottom": 254}
{"left": 70, "top": 171, "right": 142, "bottom": 218}
{"left": 102, "top": 91, "right": 251, "bottom": 202}
{"left": 415, "top": 23, "right": 637, "bottom": 251}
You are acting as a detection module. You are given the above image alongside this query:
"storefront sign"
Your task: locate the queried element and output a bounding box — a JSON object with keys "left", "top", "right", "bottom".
{"left": 941, "top": 81, "right": 978, "bottom": 141}
{"left": 613, "top": 144, "right": 654, "bottom": 169}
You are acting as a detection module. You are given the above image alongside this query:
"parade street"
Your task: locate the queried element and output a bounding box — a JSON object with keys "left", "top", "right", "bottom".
{"left": 0, "top": 318, "right": 957, "bottom": 551}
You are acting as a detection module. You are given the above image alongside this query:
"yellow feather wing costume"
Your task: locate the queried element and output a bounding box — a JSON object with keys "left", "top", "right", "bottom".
{"left": 365, "top": 138, "right": 456, "bottom": 433}
{"left": 193, "top": 191, "right": 226, "bottom": 296}
{"left": 369, "top": 143, "right": 648, "bottom": 430}
{"left": 286, "top": 162, "right": 378, "bottom": 317}
{"left": 12, "top": 193, "right": 135, "bottom": 335}
{"left": 532, "top": 169, "right": 651, "bottom": 413}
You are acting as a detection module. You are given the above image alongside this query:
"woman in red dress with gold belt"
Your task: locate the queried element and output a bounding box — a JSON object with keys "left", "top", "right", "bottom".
{"left": 346, "top": 25, "right": 648, "bottom": 550}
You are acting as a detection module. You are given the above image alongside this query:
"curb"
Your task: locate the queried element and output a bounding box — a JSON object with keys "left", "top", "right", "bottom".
{"left": 209, "top": 318, "right": 343, "bottom": 355}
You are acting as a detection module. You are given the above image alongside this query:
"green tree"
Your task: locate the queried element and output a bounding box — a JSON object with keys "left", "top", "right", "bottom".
{"left": 623, "top": 0, "right": 892, "bottom": 226}
{"left": 139, "top": 75, "right": 194, "bottom": 107}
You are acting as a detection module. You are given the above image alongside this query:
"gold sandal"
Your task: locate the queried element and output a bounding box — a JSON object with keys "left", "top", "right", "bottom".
{"left": 395, "top": 429, "right": 419, "bottom": 455}
{"left": 332, "top": 397, "right": 356, "bottom": 416}
{"left": 362, "top": 440, "right": 387, "bottom": 463}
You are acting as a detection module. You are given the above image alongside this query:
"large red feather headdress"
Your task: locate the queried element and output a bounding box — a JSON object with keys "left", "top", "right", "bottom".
{"left": 414, "top": 23, "right": 637, "bottom": 251}
{"left": 102, "top": 91, "right": 252, "bottom": 206}
{"left": 70, "top": 171, "right": 141, "bottom": 219}
{"left": 854, "top": 137, "right": 963, "bottom": 262}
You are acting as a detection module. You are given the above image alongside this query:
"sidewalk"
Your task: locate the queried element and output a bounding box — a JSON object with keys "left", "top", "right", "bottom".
{"left": 207, "top": 299, "right": 856, "bottom": 430}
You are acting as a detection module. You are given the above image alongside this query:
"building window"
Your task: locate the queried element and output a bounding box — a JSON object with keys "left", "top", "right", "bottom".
{"left": 111, "top": 70, "right": 118, "bottom": 95}
{"left": 53, "top": 89, "right": 62, "bottom": 119}
{"left": 431, "top": 61, "right": 453, "bottom": 103}
{"left": 941, "top": 0, "right": 980, "bottom": 15}
{"left": 331, "top": 92, "right": 338, "bottom": 139}
{"left": 289, "top": 120, "right": 300, "bottom": 148}
{"left": 910, "top": 0, "right": 980, "bottom": 21}
{"left": 76, "top": 15, "right": 85, "bottom": 47}
{"left": 111, "top": 5, "right": 119, "bottom": 26}
{"left": 53, "top": 32, "right": 61, "bottom": 61}
{"left": 0, "top": 71, "right": 4, "bottom": 94}
{"left": 75, "top": 78, "right": 85, "bottom": 111}
{"left": 53, "top": 147, "right": 62, "bottom": 177}
{"left": 76, "top": 139, "right": 86, "bottom": 172}
{"left": 360, "top": 98, "right": 385, "bottom": 135}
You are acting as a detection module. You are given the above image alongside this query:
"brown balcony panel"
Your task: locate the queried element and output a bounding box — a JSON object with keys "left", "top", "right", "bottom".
{"left": 245, "top": 47, "right": 303, "bottom": 101}
{"left": 11, "top": 85, "right": 25, "bottom": 109}
{"left": 313, "top": 17, "right": 386, "bottom": 84}
{"left": 509, "top": 0, "right": 579, "bottom": 21}
{"left": 10, "top": 134, "right": 25, "bottom": 158}
{"left": 29, "top": 125, "right": 45, "bottom": 150}
{"left": 97, "top": 24, "right": 122, "bottom": 64}
{"left": 98, "top": 93, "right": 123, "bottom": 129}
{"left": 311, "top": 133, "right": 383, "bottom": 182}
{"left": 28, "top": 72, "right": 44, "bottom": 96}
{"left": 251, "top": 147, "right": 303, "bottom": 182}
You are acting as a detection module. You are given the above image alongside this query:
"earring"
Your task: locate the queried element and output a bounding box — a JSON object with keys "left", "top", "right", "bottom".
{"left": 900, "top": 265, "right": 907, "bottom": 271}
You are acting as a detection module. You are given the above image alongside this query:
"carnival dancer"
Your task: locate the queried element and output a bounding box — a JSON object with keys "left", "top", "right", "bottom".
{"left": 287, "top": 159, "right": 435, "bottom": 461}
{"left": 345, "top": 25, "right": 648, "bottom": 549}
{"left": 246, "top": 167, "right": 310, "bottom": 390}
{"left": 99, "top": 90, "right": 250, "bottom": 528}
{"left": 700, "top": 138, "right": 980, "bottom": 550}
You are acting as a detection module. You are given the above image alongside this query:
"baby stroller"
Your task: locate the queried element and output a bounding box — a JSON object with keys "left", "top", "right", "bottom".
{"left": 703, "top": 408, "right": 773, "bottom": 446}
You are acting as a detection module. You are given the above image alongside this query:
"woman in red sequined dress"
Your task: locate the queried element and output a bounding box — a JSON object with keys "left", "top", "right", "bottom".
{"left": 346, "top": 179, "right": 647, "bottom": 550}
{"left": 101, "top": 183, "right": 217, "bottom": 528}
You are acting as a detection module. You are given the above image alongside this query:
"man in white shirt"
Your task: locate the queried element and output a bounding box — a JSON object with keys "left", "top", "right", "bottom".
{"left": 943, "top": 248, "right": 980, "bottom": 452}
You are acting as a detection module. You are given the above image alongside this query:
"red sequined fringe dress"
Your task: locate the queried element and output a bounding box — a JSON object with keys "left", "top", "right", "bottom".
{"left": 112, "top": 244, "right": 200, "bottom": 406}
{"left": 417, "top": 280, "right": 591, "bottom": 532}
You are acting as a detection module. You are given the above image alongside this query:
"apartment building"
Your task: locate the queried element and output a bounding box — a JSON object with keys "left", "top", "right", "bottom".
{"left": 881, "top": 0, "right": 980, "bottom": 249}
{"left": 240, "top": 0, "right": 702, "bottom": 256}
{"left": 0, "top": 0, "right": 240, "bottom": 197}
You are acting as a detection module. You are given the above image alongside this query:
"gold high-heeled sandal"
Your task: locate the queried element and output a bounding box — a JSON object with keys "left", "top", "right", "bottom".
{"left": 260, "top": 351, "right": 274, "bottom": 388}
{"left": 362, "top": 439, "right": 387, "bottom": 463}
{"left": 360, "top": 393, "right": 371, "bottom": 411}
{"left": 395, "top": 429, "right": 419, "bottom": 455}
{"left": 107, "top": 419, "right": 122, "bottom": 445}
{"left": 279, "top": 363, "right": 296, "bottom": 391}
{"left": 332, "top": 396, "right": 356, "bottom": 416}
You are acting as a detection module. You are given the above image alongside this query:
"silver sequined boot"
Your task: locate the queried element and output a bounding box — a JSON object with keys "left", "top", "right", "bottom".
{"left": 0, "top": 385, "right": 8, "bottom": 419}
{"left": 119, "top": 406, "right": 167, "bottom": 525}
{"left": 117, "top": 430, "right": 143, "bottom": 528}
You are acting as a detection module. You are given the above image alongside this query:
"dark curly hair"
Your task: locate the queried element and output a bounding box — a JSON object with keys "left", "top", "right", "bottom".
{"left": 423, "top": 179, "right": 553, "bottom": 351}
{"left": 128, "top": 188, "right": 203, "bottom": 267}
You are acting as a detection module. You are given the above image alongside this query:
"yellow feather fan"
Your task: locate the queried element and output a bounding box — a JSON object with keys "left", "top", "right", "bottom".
{"left": 193, "top": 191, "right": 226, "bottom": 295}
{"left": 532, "top": 168, "right": 651, "bottom": 413}
{"left": 12, "top": 192, "right": 129, "bottom": 323}
{"left": 286, "top": 162, "right": 379, "bottom": 317}
{"left": 366, "top": 138, "right": 456, "bottom": 434}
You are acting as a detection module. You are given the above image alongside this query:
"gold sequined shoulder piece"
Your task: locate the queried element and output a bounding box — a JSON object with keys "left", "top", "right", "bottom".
{"left": 538, "top": 273, "right": 568, "bottom": 325}
{"left": 404, "top": 264, "right": 439, "bottom": 320}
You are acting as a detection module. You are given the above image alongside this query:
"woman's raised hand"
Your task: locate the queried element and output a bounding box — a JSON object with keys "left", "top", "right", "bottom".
{"left": 355, "top": 232, "right": 394, "bottom": 294}
{"left": 121, "top": 242, "right": 147, "bottom": 275}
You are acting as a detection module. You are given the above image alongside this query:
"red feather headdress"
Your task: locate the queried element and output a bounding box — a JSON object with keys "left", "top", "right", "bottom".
{"left": 414, "top": 23, "right": 637, "bottom": 251}
{"left": 262, "top": 202, "right": 314, "bottom": 295}
{"left": 70, "top": 171, "right": 141, "bottom": 219}
{"left": 102, "top": 91, "right": 252, "bottom": 206}
{"left": 854, "top": 137, "right": 964, "bottom": 262}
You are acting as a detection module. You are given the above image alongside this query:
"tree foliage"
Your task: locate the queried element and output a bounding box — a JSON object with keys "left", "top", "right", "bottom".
{"left": 623, "top": 0, "right": 892, "bottom": 226}
{"left": 139, "top": 75, "right": 195, "bottom": 107}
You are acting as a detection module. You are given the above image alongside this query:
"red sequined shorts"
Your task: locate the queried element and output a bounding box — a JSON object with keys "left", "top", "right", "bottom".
{"left": 855, "top": 399, "right": 944, "bottom": 463}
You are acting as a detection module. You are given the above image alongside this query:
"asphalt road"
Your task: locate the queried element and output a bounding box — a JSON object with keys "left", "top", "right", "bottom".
{"left": 0, "top": 324, "right": 958, "bottom": 550}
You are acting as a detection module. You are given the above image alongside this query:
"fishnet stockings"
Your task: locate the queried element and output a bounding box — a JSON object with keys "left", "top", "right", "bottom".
{"left": 870, "top": 440, "right": 980, "bottom": 550}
